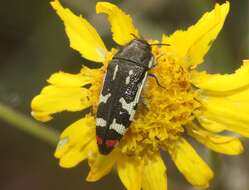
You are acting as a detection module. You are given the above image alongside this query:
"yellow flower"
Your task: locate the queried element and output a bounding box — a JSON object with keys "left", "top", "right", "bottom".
{"left": 31, "top": 1, "right": 249, "bottom": 189}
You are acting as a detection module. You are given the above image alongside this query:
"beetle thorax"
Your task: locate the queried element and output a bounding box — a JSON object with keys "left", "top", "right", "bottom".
{"left": 114, "top": 39, "right": 153, "bottom": 68}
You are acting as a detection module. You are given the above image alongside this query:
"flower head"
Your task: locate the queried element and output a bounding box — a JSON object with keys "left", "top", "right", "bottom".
{"left": 31, "top": 1, "right": 249, "bottom": 189}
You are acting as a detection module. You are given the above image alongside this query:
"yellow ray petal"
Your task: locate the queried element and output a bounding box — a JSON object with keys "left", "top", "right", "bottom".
{"left": 163, "top": 2, "right": 229, "bottom": 68}
{"left": 168, "top": 137, "right": 213, "bottom": 188}
{"left": 51, "top": 0, "right": 107, "bottom": 62}
{"left": 117, "top": 155, "right": 143, "bottom": 190}
{"left": 31, "top": 85, "right": 90, "bottom": 122}
{"left": 197, "top": 116, "right": 225, "bottom": 133}
{"left": 59, "top": 140, "right": 96, "bottom": 168}
{"left": 54, "top": 116, "right": 96, "bottom": 167}
{"left": 227, "top": 86, "right": 249, "bottom": 102}
{"left": 188, "top": 123, "right": 244, "bottom": 155}
{"left": 31, "top": 71, "right": 92, "bottom": 122}
{"left": 59, "top": 115, "right": 95, "bottom": 145}
{"left": 142, "top": 153, "right": 167, "bottom": 190}
{"left": 54, "top": 116, "right": 95, "bottom": 157}
{"left": 204, "top": 111, "right": 249, "bottom": 138}
{"left": 47, "top": 71, "right": 92, "bottom": 87}
{"left": 200, "top": 96, "right": 249, "bottom": 137}
{"left": 59, "top": 149, "right": 83, "bottom": 167}
{"left": 86, "top": 151, "right": 117, "bottom": 181}
{"left": 31, "top": 67, "right": 104, "bottom": 122}
{"left": 31, "top": 111, "right": 53, "bottom": 123}
{"left": 96, "top": 2, "right": 139, "bottom": 45}
{"left": 191, "top": 60, "right": 249, "bottom": 92}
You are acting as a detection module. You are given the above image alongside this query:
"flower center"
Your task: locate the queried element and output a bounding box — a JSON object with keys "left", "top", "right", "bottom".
{"left": 91, "top": 46, "right": 200, "bottom": 157}
{"left": 117, "top": 46, "right": 200, "bottom": 157}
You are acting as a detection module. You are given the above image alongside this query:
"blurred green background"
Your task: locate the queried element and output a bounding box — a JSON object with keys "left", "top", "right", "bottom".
{"left": 0, "top": 0, "right": 248, "bottom": 190}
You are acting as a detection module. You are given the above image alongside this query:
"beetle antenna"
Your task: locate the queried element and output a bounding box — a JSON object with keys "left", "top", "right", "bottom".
{"left": 130, "top": 33, "right": 146, "bottom": 41}
{"left": 149, "top": 43, "right": 170, "bottom": 46}
{"left": 130, "top": 33, "right": 139, "bottom": 39}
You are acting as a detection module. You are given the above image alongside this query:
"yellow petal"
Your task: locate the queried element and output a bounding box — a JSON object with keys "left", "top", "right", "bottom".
{"left": 59, "top": 115, "right": 95, "bottom": 146}
{"left": 200, "top": 96, "right": 249, "bottom": 137}
{"left": 191, "top": 60, "right": 249, "bottom": 92}
{"left": 59, "top": 140, "right": 96, "bottom": 168}
{"left": 54, "top": 116, "right": 97, "bottom": 168}
{"left": 31, "top": 71, "right": 91, "bottom": 122}
{"left": 31, "top": 111, "right": 53, "bottom": 123}
{"left": 163, "top": 2, "right": 230, "bottom": 68}
{"left": 31, "top": 85, "right": 90, "bottom": 122}
{"left": 117, "top": 155, "right": 143, "bottom": 190}
{"left": 168, "top": 137, "right": 213, "bottom": 188}
{"left": 227, "top": 86, "right": 249, "bottom": 102}
{"left": 86, "top": 151, "right": 117, "bottom": 181}
{"left": 197, "top": 116, "right": 225, "bottom": 133}
{"left": 142, "top": 153, "right": 167, "bottom": 190}
{"left": 188, "top": 123, "right": 244, "bottom": 155}
{"left": 96, "top": 2, "right": 139, "bottom": 45}
{"left": 51, "top": 0, "right": 107, "bottom": 62}
{"left": 204, "top": 111, "right": 249, "bottom": 138}
{"left": 47, "top": 71, "right": 92, "bottom": 87}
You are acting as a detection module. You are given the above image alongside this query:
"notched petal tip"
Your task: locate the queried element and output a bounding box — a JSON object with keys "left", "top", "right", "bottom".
{"left": 31, "top": 69, "right": 97, "bottom": 122}
{"left": 117, "top": 155, "right": 143, "bottom": 190}
{"left": 31, "top": 110, "right": 53, "bottom": 122}
{"left": 215, "top": 1, "right": 230, "bottom": 8}
{"left": 166, "top": 1, "right": 230, "bottom": 68}
{"left": 86, "top": 152, "right": 117, "bottom": 182}
{"left": 55, "top": 117, "right": 96, "bottom": 167}
{"left": 96, "top": 1, "right": 139, "bottom": 45}
{"left": 31, "top": 84, "right": 91, "bottom": 123}
{"left": 142, "top": 153, "right": 167, "bottom": 190}
{"left": 188, "top": 123, "right": 244, "bottom": 155}
{"left": 50, "top": 0, "right": 59, "bottom": 7}
{"left": 168, "top": 138, "right": 213, "bottom": 187}
{"left": 50, "top": 0, "right": 107, "bottom": 62}
{"left": 191, "top": 59, "right": 249, "bottom": 92}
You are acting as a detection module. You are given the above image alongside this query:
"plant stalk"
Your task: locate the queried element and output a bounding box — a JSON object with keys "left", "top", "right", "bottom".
{"left": 0, "top": 102, "right": 59, "bottom": 146}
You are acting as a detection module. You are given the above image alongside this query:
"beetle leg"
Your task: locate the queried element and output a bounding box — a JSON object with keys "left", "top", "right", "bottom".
{"left": 148, "top": 73, "right": 166, "bottom": 89}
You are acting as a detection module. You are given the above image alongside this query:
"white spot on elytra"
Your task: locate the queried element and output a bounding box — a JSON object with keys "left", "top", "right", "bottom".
{"left": 100, "top": 93, "right": 111, "bottom": 103}
{"left": 125, "top": 76, "right": 130, "bottom": 85}
{"left": 109, "top": 119, "right": 127, "bottom": 135}
{"left": 113, "top": 65, "right": 119, "bottom": 80}
{"left": 125, "top": 70, "right": 134, "bottom": 85}
{"left": 119, "top": 97, "right": 136, "bottom": 120}
{"left": 119, "top": 97, "right": 133, "bottom": 113}
{"left": 96, "top": 118, "right": 107, "bottom": 127}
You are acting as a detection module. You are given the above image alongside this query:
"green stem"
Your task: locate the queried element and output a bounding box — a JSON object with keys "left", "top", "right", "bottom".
{"left": 0, "top": 102, "right": 59, "bottom": 146}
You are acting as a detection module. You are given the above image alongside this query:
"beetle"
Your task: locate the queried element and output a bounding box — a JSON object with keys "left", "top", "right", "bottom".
{"left": 96, "top": 38, "right": 163, "bottom": 155}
